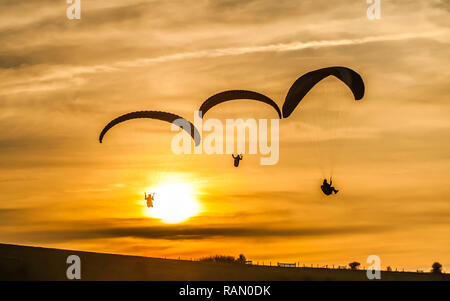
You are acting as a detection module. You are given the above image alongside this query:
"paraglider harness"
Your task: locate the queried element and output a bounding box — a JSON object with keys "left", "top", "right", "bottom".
{"left": 232, "top": 154, "right": 243, "bottom": 167}
{"left": 321, "top": 178, "right": 338, "bottom": 196}
{"left": 145, "top": 192, "right": 155, "bottom": 208}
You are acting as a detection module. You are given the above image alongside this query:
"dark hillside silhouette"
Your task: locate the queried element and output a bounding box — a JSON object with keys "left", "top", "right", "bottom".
{"left": 1, "top": 243, "right": 448, "bottom": 281}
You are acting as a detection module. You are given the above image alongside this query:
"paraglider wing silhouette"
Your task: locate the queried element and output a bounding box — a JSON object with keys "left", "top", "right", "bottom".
{"left": 99, "top": 111, "right": 201, "bottom": 146}
{"left": 198, "top": 90, "right": 282, "bottom": 119}
{"left": 282, "top": 67, "right": 365, "bottom": 118}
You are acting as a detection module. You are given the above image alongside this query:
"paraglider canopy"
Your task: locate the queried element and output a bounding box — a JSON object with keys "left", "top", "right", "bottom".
{"left": 282, "top": 67, "right": 365, "bottom": 118}
{"left": 99, "top": 110, "right": 201, "bottom": 146}
{"left": 199, "top": 90, "right": 282, "bottom": 119}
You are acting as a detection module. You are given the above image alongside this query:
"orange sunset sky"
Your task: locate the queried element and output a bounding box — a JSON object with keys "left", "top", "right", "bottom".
{"left": 1, "top": 0, "right": 449, "bottom": 271}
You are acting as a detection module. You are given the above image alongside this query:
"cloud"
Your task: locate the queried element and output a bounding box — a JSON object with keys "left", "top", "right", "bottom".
{"left": 434, "top": 0, "right": 450, "bottom": 11}
{"left": 1, "top": 31, "right": 444, "bottom": 96}
{"left": 0, "top": 208, "right": 35, "bottom": 224}
{"left": 11, "top": 223, "right": 389, "bottom": 244}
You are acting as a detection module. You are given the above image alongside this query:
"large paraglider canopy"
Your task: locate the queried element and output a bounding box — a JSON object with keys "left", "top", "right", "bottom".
{"left": 282, "top": 67, "right": 365, "bottom": 118}
{"left": 198, "top": 90, "right": 282, "bottom": 119}
{"left": 99, "top": 110, "right": 201, "bottom": 146}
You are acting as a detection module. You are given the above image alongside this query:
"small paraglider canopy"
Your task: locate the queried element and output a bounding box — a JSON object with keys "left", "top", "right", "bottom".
{"left": 198, "top": 90, "right": 282, "bottom": 119}
{"left": 282, "top": 66, "right": 365, "bottom": 118}
{"left": 99, "top": 110, "right": 201, "bottom": 146}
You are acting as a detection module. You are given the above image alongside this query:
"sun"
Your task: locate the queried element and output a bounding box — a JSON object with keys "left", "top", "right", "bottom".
{"left": 144, "top": 181, "right": 201, "bottom": 224}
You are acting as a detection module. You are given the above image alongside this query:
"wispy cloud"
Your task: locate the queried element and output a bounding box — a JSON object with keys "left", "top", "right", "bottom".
{"left": 1, "top": 31, "right": 444, "bottom": 96}
{"left": 9, "top": 223, "right": 390, "bottom": 243}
